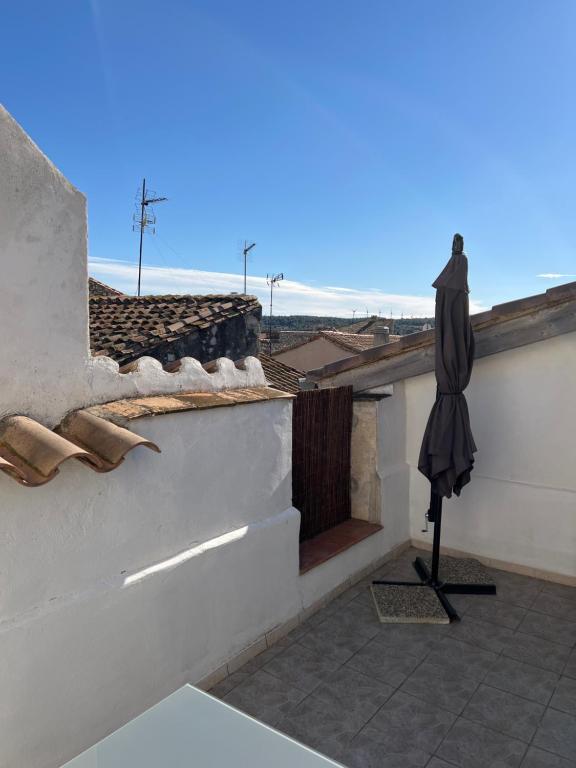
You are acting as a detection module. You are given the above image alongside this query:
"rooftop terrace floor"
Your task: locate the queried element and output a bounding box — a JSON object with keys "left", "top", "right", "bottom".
{"left": 211, "top": 547, "right": 576, "bottom": 768}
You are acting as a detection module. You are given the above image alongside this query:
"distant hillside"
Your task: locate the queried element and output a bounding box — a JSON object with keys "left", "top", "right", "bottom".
{"left": 267, "top": 315, "right": 434, "bottom": 336}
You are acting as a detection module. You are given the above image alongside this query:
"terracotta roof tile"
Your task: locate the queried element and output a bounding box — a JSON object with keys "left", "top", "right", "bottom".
{"left": 90, "top": 293, "right": 260, "bottom": 365}
{"left": 258, "top": 354, "right": 303, "bottom": 394}
{"left": 319, "top": 330, "right": 401, "bottom": 352}
{"left": 85, "top": 386, "right": 293, "bottom": 423}
{"left": 88, "top": 277, "right": 125, "bottom": 297}
{"left": 0, "top": 413, "right": 159, "bottom": 487}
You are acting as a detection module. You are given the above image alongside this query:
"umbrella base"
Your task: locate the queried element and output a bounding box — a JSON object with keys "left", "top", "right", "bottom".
{"left": 373, "top": 557, "right": 497, "bottom": 623}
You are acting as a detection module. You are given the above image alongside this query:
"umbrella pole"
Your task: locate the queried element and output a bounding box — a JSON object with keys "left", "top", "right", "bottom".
{"left": 429, "top": 491, "right": 442, "bottom": 585}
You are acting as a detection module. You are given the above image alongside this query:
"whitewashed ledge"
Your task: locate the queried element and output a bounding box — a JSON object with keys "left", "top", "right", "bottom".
{"left": 86, "top": 355, "right": 267, "bottom": 402}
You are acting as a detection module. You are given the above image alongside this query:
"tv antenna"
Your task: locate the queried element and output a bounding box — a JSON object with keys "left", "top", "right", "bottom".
{"left": 243, "top": 241, "right": 256, "bottom": 294}
{"left": 266, "top": 272, "right": 284, "bottom": 356}
{"left": 133, "top": 178, "right": 167, "bottom": 296}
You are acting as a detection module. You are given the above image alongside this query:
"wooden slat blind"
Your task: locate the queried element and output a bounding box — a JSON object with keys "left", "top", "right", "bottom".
{"left": 292, "top": 386, "right": 353, "bottom": 542}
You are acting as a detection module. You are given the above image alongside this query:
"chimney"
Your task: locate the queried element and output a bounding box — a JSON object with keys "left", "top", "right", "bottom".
{"left": 372, "top": 325, "right": 390, "bottom": 346}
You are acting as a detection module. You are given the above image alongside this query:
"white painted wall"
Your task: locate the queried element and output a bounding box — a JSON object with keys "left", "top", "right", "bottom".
{"left": 0, "top": 400, "right": 302, "bottom": 768}
{"left": 378, "top": 332, "right": 576, "bottom": 578}
{"left": 275, "top": 337, "right": 352, "bottom": 372}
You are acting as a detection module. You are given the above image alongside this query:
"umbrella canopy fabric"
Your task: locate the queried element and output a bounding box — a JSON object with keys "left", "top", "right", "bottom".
{"left": 418, "top": 234, "right": 477, "bottom": 498}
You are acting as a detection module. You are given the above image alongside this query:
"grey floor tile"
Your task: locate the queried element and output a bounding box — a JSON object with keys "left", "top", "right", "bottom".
{"left": 299, "top": 615, "right": 372, "bottom": 663}
{"left": 305, "top": 604, "right": 341, "bottom": 628}
{"left": 436, "top": 718, "right": 527, "bottom": 768}
{"left": 236, "top": 644, "right": 286, "bottom": 674}
{"left": 484, "top": 656, "right": 559, "bottom": 705}
{"left": 311, "top": 666, "right": 394, "bottom": 730}
{"left": 209, "top": 670, "right": 251, "bottom": 698}
{"left": 346, "top": 637, "right": 422, "bottom": 687}
{"left": 281, "top": 622, "right": 313, "bottom": 644}
{"left": 502, "top": 632, "right": 572, "bottom": 674}
{"left": 521, "top": 746, "right": 576, "bottom": 767}
{"left": 367, "top": 690, "right": 456, "bottom": 753}
{"left": 222, "top": 670, "right": 307, "bottom": 727}
{"left": 329, "top": 584, "right": 365, "bottom": 611}
{"left": 332, "top": 600, "right": 383, "bottom": 640}
{"left": 275, "top": 695, "right": 360, "bottom": 760}
{"left": 426, "top": 638, "right": 498, "bottom": 681}
{"left": 448, "top": 616, "right": 515, "bottom": 654}
{"left": 550, "top": 677, "right": 576, "bottom": 716}
{"left": 352, "top": 588, "right": 375, "bottom": 608}
{"left": 532, "top": 593, "right": 576, "bottom": 624}
{"left": 342, "top": 730, "right": 430, "bottom": 768}
{"left": 263, "top": 642, "right": 340, "bottom": 694}
{"left": 448, "top": 594, "right": 474, "bottom": 616}
{"left": 401, "top": 660, "right": 478, "bottom": 714}
{"left": 518, "top": 612, "right": 576, "bottom": 647}
{"left": 462, "top": 684, "right": 544, "bottom": 742}
{"left": 564, "top": 650, "right": 576, "bottom": 680}
{"left": 533, "top": 709, "right": 576, "bottom": 761}
{"left": 372, "top": 622, "right": 449, "bottom": 657}
{"left": 540, "top": 582, "right": 576, "bottom": 604}
{"left": 465, "top": 598, "right": 527, "bottom": 630}
{"left": 493, "top": 579, "right": 542, "bottom": 610}
{"left": 427, "top": 760, "right": 459, "bottom": 768}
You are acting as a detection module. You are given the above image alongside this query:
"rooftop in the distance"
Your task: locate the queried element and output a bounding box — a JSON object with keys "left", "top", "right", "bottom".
{"left": 90, "top": 293, "right": 260, "bottom": 366}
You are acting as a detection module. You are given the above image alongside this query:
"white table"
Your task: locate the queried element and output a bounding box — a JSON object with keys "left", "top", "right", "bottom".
{"left": 62, "top": 684, "right": 343, "bottom": 767}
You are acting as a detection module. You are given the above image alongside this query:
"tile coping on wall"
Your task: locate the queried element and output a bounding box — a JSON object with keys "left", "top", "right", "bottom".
{"left": 194, "top": 539, "right": 411, "bottom": 691}
{"left": 411, "top": 538, "right": 576, "bottom": 587}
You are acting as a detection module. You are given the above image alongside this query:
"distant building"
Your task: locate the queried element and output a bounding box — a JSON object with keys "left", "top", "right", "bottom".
{"left": 272, "top": 328, "right": 399, "bottom": 373}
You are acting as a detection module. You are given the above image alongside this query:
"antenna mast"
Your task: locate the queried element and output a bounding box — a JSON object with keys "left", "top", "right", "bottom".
{"left": 243, "top": 241, "right": 256, "bottom": 294}
{"left": 266, "top": 272, "right": 284, "bottom": 356}
{"left": 133, "top": 178, "right": 168, "bottom": 296}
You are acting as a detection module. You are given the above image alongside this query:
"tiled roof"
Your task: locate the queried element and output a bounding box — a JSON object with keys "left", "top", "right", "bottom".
{"left": 0, "top": 412, "right": 159, "bottom": 487}
{"left": 265, "top": 329, "right": 401, "bottom": 357}
{"left": 308, "top": 280, "right": 576, "bottom": 385}
{"left": 89, "top": 277, "right": 125, "bottom": 297}
{"left": 262, "top": 330, "right": 319, "bottom": 355}
{"left": 320, "top": 330, "right": 382, "bottom": 352}
{"left": 259, "top": 354, "right": 303, "bottom": 394}
{"left": 339, "top": 316, "right": 393, "bottom": 334}
{"left": 90, "top": 294, "right": 260, "bottom": 366}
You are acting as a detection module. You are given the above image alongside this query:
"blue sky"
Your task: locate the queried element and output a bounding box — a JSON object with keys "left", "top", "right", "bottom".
{"left": 2, "top": 1, "right": 576, "bottom": 315}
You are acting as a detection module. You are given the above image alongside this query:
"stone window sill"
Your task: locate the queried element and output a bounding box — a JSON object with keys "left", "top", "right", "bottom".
{"left": 299, "top": 519, "right": 382, "bottom": 574}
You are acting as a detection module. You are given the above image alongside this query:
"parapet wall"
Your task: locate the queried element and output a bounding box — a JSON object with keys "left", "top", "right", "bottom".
{"left": 0, "top": 105, "right": 266, "bottom": 426}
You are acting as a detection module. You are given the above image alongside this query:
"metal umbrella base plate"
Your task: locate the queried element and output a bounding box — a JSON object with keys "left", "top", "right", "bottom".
{"left": 372, "top": 558, "right": 496, "bottom": 623}
{"left": 373, "top": 494, "right": 496, "bottom": 623}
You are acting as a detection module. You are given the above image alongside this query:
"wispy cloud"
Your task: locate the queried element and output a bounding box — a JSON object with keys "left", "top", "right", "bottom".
{"left": 537, "top": 273, "right": 576, "bottom": 279}
{"left": 89, "top": 257, "right": 488, "bottom": 317}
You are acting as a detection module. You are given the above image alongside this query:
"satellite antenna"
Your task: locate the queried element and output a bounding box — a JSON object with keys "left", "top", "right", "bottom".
{"left": 243, "top": 241, "right": 256, "bottom": 294}
{"left": 133, "top": 178, "right": 168, "bottom": 296}
{"left": 266, "top": 272, "right": 284, "bottom": 356}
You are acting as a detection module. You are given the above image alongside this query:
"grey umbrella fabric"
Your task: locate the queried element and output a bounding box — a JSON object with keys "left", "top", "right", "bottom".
{"left": 418, "top": 234, "right": 477, "bottom": 498}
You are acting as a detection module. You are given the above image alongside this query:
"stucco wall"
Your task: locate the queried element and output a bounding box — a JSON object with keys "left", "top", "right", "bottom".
{"left": 380, "top": 332, "right": 576, "bottom": 578}
{"left": 0, "top": 399, "right": 301, "bottom": 768}
{"left": 0, "top": 105, "right": 411, "bottom": 768}
{"left": 275, "top": 337, "right": 352, "bottom": 372}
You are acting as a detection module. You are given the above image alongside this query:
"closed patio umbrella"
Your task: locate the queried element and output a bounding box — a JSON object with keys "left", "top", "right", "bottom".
{"left": 417, "top": 232, "right": 476, "bottom": 499}
{"left": 373, "top": 234, "right": 496, "bottom": 622}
